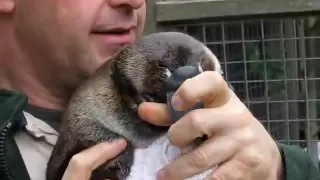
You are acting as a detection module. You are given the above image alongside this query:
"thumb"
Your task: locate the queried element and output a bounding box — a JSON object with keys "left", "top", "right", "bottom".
{"left": 138, "top": 102, "right": 172, "bottom": 126}
{"left": 62, "top": 139, "right": 127, "bottom": 180}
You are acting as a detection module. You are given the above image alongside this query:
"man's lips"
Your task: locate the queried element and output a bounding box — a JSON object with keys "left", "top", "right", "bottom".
{"left": 91, "top": 27, "right": 135, "bottom": 46}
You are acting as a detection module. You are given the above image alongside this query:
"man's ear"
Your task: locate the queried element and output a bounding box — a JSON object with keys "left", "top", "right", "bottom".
{"left": 0, "top": 0, "right": 15, "bottom": 14}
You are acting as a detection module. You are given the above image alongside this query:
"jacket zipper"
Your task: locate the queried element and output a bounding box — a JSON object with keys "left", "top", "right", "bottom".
{"left": 0, "top": 122, "right": 14, "bottom": 180}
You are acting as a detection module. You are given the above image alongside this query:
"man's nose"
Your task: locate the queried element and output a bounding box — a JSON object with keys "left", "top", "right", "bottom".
{"left": 108, "top": 0, "right": 145, "bottom": 9}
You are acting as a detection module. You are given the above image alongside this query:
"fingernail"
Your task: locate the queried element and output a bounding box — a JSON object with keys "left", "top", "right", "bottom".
{"left": 156, "top": 169, "right": 166, "bottom": 180}
{"left": 171, "top": 95, "right": 183, "bottom": 110}
{"left": 109, "top": 139, "right": 127, "bottom": 146}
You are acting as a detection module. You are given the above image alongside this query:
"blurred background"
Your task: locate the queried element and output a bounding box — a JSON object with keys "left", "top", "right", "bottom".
{"left": 144, "top": 0, "right": 320, "bottom": 169}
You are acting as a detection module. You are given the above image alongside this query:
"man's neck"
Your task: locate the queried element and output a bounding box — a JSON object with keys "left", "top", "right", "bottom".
{"left": 0, "top": 35, "right": 71, "bottom": 111}
{"left": 1, "top": 63, "right": 70, "bottom": 111}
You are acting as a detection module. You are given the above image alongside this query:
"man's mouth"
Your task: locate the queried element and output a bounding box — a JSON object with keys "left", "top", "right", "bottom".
{"left": 91, "top": 28, "right": 131, "bottom": 35}
{"left": 91, "top": 27, "right": 135, "bottom": 45}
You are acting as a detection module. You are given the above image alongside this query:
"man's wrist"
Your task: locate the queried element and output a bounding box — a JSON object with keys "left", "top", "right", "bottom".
{"left": 277, "top": 149, "right": 284, "bottom": 180}
{"left": 276, "top": 144, "right": 286, "bottom": 180}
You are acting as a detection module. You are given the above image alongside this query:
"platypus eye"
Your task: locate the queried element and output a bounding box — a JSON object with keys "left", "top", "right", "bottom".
{"left": 158, "top": 64, "right": 167, "bottom": 68}
{"left": 141, "top": 92, "right": 167, "bottom": 103}
{"left": 141, "top": 93, "right": 155, "bottom": 102}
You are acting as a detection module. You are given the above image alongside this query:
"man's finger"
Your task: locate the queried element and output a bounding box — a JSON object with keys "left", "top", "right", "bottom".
{"left": 171, "top": 71, "right": 230, "bottom": 111}
{"left": 157, "top": 136, "right": 240, "bottom": 180}
{"left": 63, "top": 139, "right": 127, "bottom": 180}
{"left": 74, "top": 139, "right": 127, "bottom": 170}
{"left": 205, "top": 158, "right": 249, "bottom": 180}
{"left": 167, "top": 108, "right": 246, "bottom": 147}
{"left": 138, "top": 102, "right": 172, "bottom": 126}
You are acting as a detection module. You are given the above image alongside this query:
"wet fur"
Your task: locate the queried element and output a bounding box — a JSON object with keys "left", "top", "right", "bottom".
{"left": 46, "top": 32, "right": 222, "bottom": 180}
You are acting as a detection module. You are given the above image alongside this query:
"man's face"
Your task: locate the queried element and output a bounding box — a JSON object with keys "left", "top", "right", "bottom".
{"left": 12, "top": 0, "right": 146, "bottom": 84}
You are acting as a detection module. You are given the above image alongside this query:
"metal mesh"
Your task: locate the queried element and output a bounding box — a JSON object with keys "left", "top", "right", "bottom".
{"left": 162, "top": 16, "right": 320, "bottom": 166}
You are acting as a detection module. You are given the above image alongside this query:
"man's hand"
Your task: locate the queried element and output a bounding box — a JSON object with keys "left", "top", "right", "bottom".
{"left": 138, "top": 71, "right": 283, "bottom": 180}
{"left": 61, "top": 139, "right": 127, "bottom": 180}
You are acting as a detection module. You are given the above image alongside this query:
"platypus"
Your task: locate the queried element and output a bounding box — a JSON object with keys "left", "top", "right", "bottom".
{"left": 46, "top": 32, "right": 223, "bottom": 180}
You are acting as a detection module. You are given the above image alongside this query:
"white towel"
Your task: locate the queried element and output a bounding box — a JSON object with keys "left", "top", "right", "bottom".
{"left": 128, "top": 134, "right": 215, "bottom": 180}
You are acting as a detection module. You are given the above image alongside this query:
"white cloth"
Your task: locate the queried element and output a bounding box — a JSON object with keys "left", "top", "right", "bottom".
{"left": 128, "top": 135, "right": 214, "bottom": 180}
{"left": 15, "top": 112, "right": 214, "bottom": 180}
{"left": 14, "top": 112, "right": 58, "bottom": 180}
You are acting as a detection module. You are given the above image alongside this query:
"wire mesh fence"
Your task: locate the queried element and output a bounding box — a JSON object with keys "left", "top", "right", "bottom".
{"left": 161, "top": 15, "right": 320, "bottom": 167}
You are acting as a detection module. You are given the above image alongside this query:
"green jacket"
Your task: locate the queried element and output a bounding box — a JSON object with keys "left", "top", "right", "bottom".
{"left": 0, "top": 89, "right": 319, "bottom": 180}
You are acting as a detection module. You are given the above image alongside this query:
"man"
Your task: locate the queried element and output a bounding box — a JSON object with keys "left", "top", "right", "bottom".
{"left": 0, "top": 0, "right": 318, "bottom": 180}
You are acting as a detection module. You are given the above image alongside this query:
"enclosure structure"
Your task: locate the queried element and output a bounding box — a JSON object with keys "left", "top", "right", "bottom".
{"left": 145, "top": 0, "right": 320, "bottom": 168}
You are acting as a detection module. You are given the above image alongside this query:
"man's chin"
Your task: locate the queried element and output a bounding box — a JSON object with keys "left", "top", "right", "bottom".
{"left": 93, "top": 44, "right": 124, "bottom": 62}
{"left": 84, "top": 54, "right": 114, "bottom": 75}
{"left": 85, "top": 38, "right": 133, "bottom": 75}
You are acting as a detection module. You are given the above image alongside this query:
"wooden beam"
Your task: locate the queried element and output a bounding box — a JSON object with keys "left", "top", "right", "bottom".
{"left": 156, "top": 0, "right": 320, "bottom": 22}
